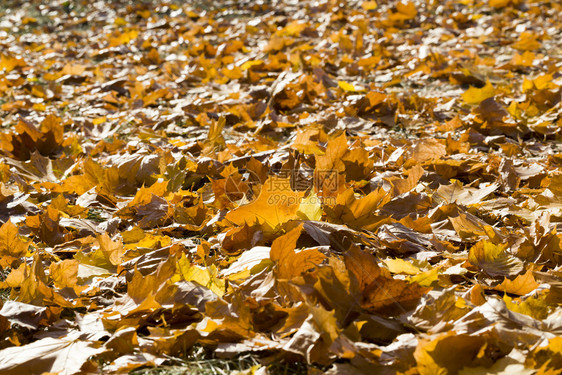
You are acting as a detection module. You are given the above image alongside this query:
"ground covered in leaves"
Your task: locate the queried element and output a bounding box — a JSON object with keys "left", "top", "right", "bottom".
{"left": 0, "top": 0, "right": 561, "bottom": 373}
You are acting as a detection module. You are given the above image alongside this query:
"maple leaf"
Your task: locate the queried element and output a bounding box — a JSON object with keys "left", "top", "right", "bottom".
{"left": 414, "top": 331, "right": 491, "bottom": 375}
{"left": 344, "top": 246, "right": 428, "bottom": 314}
{"left": 469, "top": 241, "right": 524, "bottom": 277}
{"left": 0, "top": 0, "right": 560, "bottom": 371}
{"left": 270, "top": 224, "right": 326, "bottom": 280}
{"left": 0, "top": 220, "right": 29, "bottom": 266}
{"left": 49, "top": 259, "right": 79, "bottom": 289}
{"left": 493, "top": 269, "right": 539, "bottom": 296}
{"left": 325, "top": 187, "right": 391, "bottom": 230}
{"left": 225, "top": 176, "right": 304, "bottom": 232}
{"left": 75, "top": 233, "right": 125, "bottom": 271}
{"left": 462, "top": 80, "right": 496, "bottom": 105}
{"left": 315, "top": 133, "right": 348, "bottom": 172}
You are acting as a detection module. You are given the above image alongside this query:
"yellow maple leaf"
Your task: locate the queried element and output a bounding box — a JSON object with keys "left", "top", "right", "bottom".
{"left": 49, "top": 259, "right": 79, "bottom": 289}
{"left": 414, "top": 331, "right": 486, "bottom": 375}
{"left": 172, "top": 253, "right": 225, "bottom": 297}
{"left": 468, "top": 240, "right": 523, "bottom": 277}
{"left": 297, "top": 192, "right": 323, "bottom": 221}
{"left": 462, "top": 80, "right": 495, "bottom": 105}
{"left": 512, "top": 32, "right": 541, "bottom": 51}
{"left": 409, "top": 267, "right": 440, "bottom": 287}
{"left": 0, "top": 220, "right": 30, "bottom": 266}
{"left": 225, "top": 176, "right": 304, "bottom": 232}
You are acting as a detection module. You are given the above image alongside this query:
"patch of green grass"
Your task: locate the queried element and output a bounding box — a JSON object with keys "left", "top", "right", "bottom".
{"left": 87, "top": 208, "right": 107, "bottom": 223}
{"left": 131, "top": 361, "right": 314, "bottom": 375}
{"left": 131, "top": 349, "right": 260, "bottom": 375}
{"left": 129, "top": 345, "right": 325, "bottom": 375}
{"left": 1, "top": 267, "right": 11, "bottom": 302}
{"left": 0, "top": 288, "right": 10, "bottom": 302}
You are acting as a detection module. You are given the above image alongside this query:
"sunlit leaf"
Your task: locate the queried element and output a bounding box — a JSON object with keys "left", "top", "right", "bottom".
{"left": 0, "top": 332, "right": 106, "bottom": 375}
{"left": 225, "top": 176, "right": 304, "bottom": 232}
{"left": 462, "top": 80, "right": 496, "bottom": 105}
{"left": 468, "top": 241, "right": 524, "bottom": 277}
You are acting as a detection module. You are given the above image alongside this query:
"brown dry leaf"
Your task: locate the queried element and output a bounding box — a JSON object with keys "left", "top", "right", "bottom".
{"left": 0, "top": 262, "right": 26, "bottom": 289}
{"left": 389, "top": 165, "right": 424, "bottom": 196}
{"left": 499, "top": 159, "right": 520, "bottom": 192}
{"left": 0, "top": 300, "right": 47, "bottom": 330}
{"left": 344, "top": 246, "right": 428, "bottom": 314}
{"left": 449, "top": 210, "right": 490, "bottom": 240}
{"left": 104, "top": 327, "right": 138, "bottom": 355}
{"left": 378, "top": 222, "right": 434, "bottom": 255}
{"left": 468, "top": 241, "right": 524, "bottom": 277}
{"left": 342, "top": 147, "right": 374, "bottom": 182}
{"left": 409, "top": 139, "right": 446, "bottom": 164}
{"left": 547, "top": 173, "right": 562, "bottom": 198}
{"left": 325, "top": 187, "right": 390, "bottom": 230}
{"left": 343, "top": 246, "right": 383, "bottom": 292}
{"left": 75, "top": 233, "right": 125, "bottom": 271}
{"left": 16, "top": 253, "right": 50, "bottom": 305}
{"left": 25, "top": 206, "right": 69, "bottom": 247}
{"left": 361, "top": 275, "right": 430, "bottom": 315}
{"left": 281, "top": 302, "right": 348, "bottom": 365}
{"left": 15, "top": 254, "right": 76, "bottom": 308}
{"left": 311, "top": 262, "right": 357, "bottom": 322}
{"left": 292, "top": 127, "right": 328, "bottom": 155}
{"left": 221, "top": 224, "right": 261, "bottom": 255}
{"left": 435, "top": 181, "right": 498, "bottom": 206}
{"left": 409, "top": 289, "right": 472, "bottom": 331}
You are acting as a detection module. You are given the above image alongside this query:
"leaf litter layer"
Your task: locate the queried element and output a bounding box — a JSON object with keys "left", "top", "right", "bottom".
{"left": 0, "top": 0, "right": 561, "bottom": 373}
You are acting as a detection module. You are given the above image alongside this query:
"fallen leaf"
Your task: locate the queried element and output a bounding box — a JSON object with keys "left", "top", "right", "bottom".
{"left": 462, "top": 80, "right": 496, "bottom": 105}
{"left": 270, "top": 224, "right": 325, "bottom": 279}
{"left": 225, "top": 176, "right": 304, "bottom": 232}
{"left": 414, "top": 331, "right": 488, "bottom": 375}
{"left": 469, "top": 241, "right": 524, "bottom": 277}
{"left": 0, "top": 220, "right": 29, "bottom": 266}
{"left": 0, "top": 331, "right": 106, "bottom": 375}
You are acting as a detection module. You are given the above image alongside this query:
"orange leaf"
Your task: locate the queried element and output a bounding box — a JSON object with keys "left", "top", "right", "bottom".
{"left": 225, "top": 176, "right": 304, "bottom": 232}
{"left": 271, "top": 224, "right": 326, "bottom": 279}
{"left": 49, "top": 259, "right": 79, "bottom": 289}
{"left": 494, "top": 270, "right": 539, "bottom": 295}
{"left": 0, "top": 220, "right": 30, "bottom": 264}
